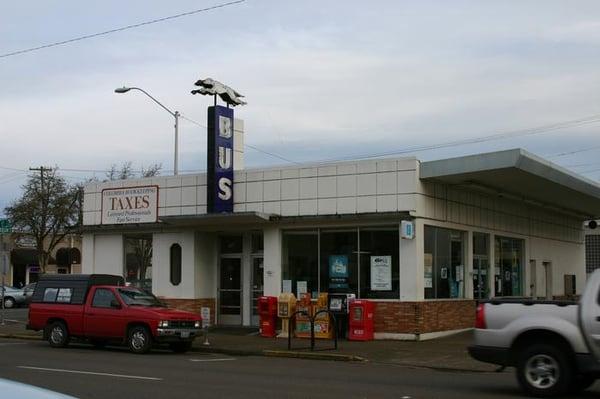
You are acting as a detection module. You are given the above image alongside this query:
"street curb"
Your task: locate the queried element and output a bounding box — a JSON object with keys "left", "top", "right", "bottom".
{"left": 263, "top": 350, "right": 366, "bottom": 362}
{"left": 0, "top": 333, "right": 42, "bottom": 341}
{"left": 189, "top": 345, "right": 365, "bottom": 362}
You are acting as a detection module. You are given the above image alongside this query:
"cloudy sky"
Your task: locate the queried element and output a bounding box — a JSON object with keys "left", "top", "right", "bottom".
{"left": 2, "top": 0, "right": 600, "bottom": 212}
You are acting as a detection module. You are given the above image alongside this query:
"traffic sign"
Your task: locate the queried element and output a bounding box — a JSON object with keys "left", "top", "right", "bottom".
{"left": 0, "top": 219, "right": 11, "bottom": 234}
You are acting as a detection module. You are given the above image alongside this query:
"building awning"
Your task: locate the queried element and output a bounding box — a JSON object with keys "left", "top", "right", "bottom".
{"left": 159, "top": 212, "right": 272, "bottom": 227}
{"left": 420, "top": 149, "right": 600, "bottom": 218}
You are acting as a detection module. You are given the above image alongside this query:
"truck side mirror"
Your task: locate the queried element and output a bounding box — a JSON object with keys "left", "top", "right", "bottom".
{"left": 110, "top": 299, "right": 121, "bottom": 309}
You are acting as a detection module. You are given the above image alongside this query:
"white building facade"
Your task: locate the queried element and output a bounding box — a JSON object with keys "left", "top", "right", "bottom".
{"left": 81, "top": 149, "right": 600, "bottom": 339}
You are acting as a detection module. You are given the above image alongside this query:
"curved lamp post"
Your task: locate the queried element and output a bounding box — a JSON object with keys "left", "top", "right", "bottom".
{"left": 114, "top": 86, "right": 180, "bottom": 175}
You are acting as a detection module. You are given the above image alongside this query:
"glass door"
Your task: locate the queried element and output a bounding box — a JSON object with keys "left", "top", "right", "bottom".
{"left": 219, "top": 257, "right": 242, "bottom": 325}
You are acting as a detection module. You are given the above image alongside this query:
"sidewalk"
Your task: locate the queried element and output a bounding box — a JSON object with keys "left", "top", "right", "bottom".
{"left": 0, "top": 322, "right": 496, "bottom": 372}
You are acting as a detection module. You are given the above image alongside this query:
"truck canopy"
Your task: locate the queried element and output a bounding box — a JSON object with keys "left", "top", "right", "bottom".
{"left": 31, "top": 274, "right": 125, "bottom": 305}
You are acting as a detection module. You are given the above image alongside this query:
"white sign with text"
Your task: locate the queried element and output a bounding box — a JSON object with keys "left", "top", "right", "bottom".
{"left": 370, "top": 255, "right": 392, "bottom": 291}
{"left": 101, "top": 186, "right": 158, "bottom": 225}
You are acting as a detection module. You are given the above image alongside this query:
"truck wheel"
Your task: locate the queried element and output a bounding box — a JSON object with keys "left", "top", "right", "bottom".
{"left": 47, "top": 321, "right": 70, "bottom": 348}
{"left": 3, "top": 297, "right": 15, "bottom": 309}
{"left": 516, "top": 344, "right": 572, "bottom": 397}
{"left": 128, "top": 326, "right": 152, "bottom": 354}
{"left": 169, "top": 342, "right": 192, "bottom": 353}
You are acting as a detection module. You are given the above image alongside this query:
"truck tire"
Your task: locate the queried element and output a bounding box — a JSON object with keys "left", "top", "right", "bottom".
{"left": 516, "top": 344, "right": 573, "bottom": 397}
{"left": 169, "top": 342, "right": 192, "bottom": 353}
{"left": 47, "top": 321, "right": 70, "bottom": 348}
{"left": 3, "top": 297, "right": 15, "bottom": 309}
{"left": 128, "top": 326, "right": 152, "bottom": 354}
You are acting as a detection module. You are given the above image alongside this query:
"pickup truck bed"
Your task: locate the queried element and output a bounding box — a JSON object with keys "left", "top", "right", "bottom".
{"left": 469, "top": 270, "right": 600, "bottom": 397}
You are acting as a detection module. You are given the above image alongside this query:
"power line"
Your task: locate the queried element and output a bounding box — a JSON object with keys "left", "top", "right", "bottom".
{"left": 0, "top": 0, "right": 246, "bottom": 59}
{"left": 547, "top": 144, "right": 600, "bottom": 158}
{"left": 180, "top": 114, "right": 300, "bottom": 165}
{"left": 311, "top": 114, "right": 600, "bottom": 164}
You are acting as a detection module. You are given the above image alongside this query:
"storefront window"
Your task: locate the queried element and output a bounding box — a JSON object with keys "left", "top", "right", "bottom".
{"left": 282, "top": 226, "right": 401, "bottom": 299}
{"left": 320, "top": 230, "right": 358, "bottom": 295}
{"left": 473, "top": 233, "right": 490, "bottom": 299}
{"left": 424, "top": 226, "right": 465, "bottom": 299}
{"left": 359, "top": 227, "right": 399, "bottom": 299}
{"left": 124, "top": 235, "right": 153, "bottom": 292}
{"left": 282, "top": 231, "right": 318, "bottom": 297}
{"left": 494, "top": 236, "right": 523, "bottom": 296}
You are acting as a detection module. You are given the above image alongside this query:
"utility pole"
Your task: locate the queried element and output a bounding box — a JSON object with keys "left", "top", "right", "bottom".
{"left": 29, "top": 166, "right": 51, "bottom": 274}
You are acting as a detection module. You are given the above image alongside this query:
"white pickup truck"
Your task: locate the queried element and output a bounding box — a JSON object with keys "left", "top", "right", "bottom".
{"left": 469, "top": 269, "right": 600, "bottom": 397}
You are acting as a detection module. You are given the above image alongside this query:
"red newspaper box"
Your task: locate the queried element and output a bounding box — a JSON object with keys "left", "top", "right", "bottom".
{"left": 258, "top": 296, "right": 278, "bottom": 337}
{"left": 348, "top": 300, "right": 374, "bottom": 341}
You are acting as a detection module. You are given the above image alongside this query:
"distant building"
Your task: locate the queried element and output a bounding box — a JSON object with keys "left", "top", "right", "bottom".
{"left": 1, "top": 233, "right": 82, "bottom": 287}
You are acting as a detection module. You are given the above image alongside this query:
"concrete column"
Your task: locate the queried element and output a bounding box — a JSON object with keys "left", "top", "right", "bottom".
{"left": 465, "top": 230, "right": 474, "bottom": 300}
{"left": 81, "top": 234, "right": 95, "bottom": 274}
{"left": 195, "top": 232, "right": 217, "bottom": 299}
{"left": 152, "top": 231, "right": 196, "bottom": 298}
{"left": 263, "top": 226, "right": 282, "bottom": 297}
{"left": 489, "top": 234, "right": 496, "bottom": 298}
{"left": 400, "top": 218, "right": 422, "bottom": 301}
{"left": 93, "top": 235, "right": 123, "bottom": 277}
{"left": 242, "top": 232, "right": 252, "bottom": 326}
{"left": 233, "top": 118, "right": 244, "bottom": 171}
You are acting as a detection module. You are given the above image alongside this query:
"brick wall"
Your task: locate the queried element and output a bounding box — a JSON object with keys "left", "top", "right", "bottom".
{"left": 373, "top": 300, "right": 475, "bottom": 334}
{"left": 160, "top": 298, "right": 216, "bottom": 325}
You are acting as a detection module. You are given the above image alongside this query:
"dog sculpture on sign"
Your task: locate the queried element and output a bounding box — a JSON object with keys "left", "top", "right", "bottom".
{"left": 191, "top": 78, "right": 247, "bottom": 106}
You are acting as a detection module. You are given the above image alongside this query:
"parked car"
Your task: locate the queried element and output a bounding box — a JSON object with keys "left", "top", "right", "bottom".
{"left": 468, "top": 269, "right": 600, "bottom": 397}
{"left": 0, "top": 378, "right": 77, "bottom": 398}
{"left": 28, "top": 274, "right": 202, "bottom": 354}
{"left": 0, "top": 285, "right": 27, "bottom": 308}
{"left": 23, "top": 282, "right": 37, "bottom": 304}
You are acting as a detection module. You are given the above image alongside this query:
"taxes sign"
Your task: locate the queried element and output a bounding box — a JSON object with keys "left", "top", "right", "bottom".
{"left": 207, "top": 105, "right": 234, "bottom": 213}
{"left": 101, "top": 186, "right": 158, "bottom": 224}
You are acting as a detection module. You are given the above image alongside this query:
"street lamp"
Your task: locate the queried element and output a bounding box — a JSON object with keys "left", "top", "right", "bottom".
{"left": 114, "top": 86, "right": 180, "bottom": 175}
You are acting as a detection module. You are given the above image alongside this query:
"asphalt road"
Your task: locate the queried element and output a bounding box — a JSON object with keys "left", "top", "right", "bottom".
{"left": 0, "top": 338, "right": 598, "bottom": 399}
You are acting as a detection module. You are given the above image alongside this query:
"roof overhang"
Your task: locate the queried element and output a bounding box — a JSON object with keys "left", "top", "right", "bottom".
{"left": 159, "top": 212, "right": 272, "bottom": 227}
{"left": 420, "top": 149, "right": 600, "bottom": 219}
{"left": 81, "top": 212, "right": 273, "bottom": 233}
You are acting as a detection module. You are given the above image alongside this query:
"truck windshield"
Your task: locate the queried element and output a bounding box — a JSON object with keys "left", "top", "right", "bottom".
{"left": 117, "top": 288, "right": 163, "bottom": 307}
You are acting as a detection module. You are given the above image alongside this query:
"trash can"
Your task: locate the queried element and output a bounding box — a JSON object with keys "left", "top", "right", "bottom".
{"left": 258, "top": 296, "right": 278, "bottom": 337}
{"left": 348, "top": 300, "right": 374, "bottom": 341}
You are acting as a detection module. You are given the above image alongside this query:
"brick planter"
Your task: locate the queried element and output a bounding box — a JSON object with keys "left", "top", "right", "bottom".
{"left": 373, "top": 300, "right": 475, "bottom": 335}
{"left": 159, "top": 298, "right": 216, "bottom": 325}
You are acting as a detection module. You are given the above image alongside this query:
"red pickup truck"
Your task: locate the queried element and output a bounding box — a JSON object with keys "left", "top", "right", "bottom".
{"left": 28, "top": 274, "right": 202, "bottom": 354}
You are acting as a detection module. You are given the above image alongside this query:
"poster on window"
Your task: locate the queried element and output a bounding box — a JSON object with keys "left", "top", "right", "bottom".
{"left": 370, "top": 256, "right": 392, "bottom": 291}
{"left": 329, "top": 255, "right": 349, "bottom": 289}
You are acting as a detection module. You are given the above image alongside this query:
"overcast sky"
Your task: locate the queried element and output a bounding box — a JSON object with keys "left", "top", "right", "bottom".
{"left": 2, "top": 0, "right": 600, "bottom": 212}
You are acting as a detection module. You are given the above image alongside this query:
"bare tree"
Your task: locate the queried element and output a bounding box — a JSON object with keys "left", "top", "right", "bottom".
{"left": 5, "top": 168, "right": 80, "bottom": 273}
{"left": 104, "top": 162, "right": 161, "bottom": 181}
{"left": 141, "top": 163, "right": 162, "bottom": 178}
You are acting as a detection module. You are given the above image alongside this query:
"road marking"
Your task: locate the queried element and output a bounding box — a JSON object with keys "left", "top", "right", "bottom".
{"left": 17, "top": 366, "right": 162, "bottom": 381}
{"left": 189, "top": 358, "right": 235, "bottom": 362}
{"left": 0, "top": 342, "right": 27, "bottom": 346}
